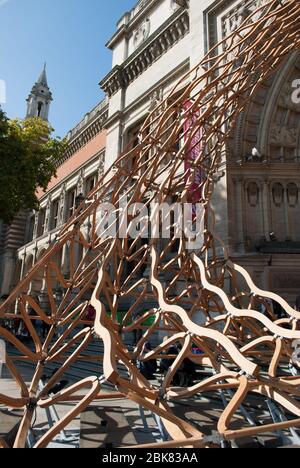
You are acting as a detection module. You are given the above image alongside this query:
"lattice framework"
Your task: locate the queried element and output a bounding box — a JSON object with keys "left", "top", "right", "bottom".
{"left": 1, "top": 0, "right": 300, "bottom": 448}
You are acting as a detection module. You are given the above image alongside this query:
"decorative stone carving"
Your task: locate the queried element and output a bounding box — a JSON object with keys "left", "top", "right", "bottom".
{"left": 270, "top": 124, "right": 297, "bottom": 148}
{"left": 269, "top": 124, "right": 282, "bottom": 146}
{"left": 247, "top": 182, "right": 259, "bottom": 207}
{"left": 272, "top": 183, "right": 284, "bottom": 207}
{"left": 285, "top": 128, "right": 297, "bottom": 148}
{"left": 287, "top": 183, "right": 298, "bottom": 207}
{"left": 279, "top": 82, "right": 296, "bottom": 110}
{"left": 133, "top": 19, "right": 151, "bottom": 49}
{"left": 222, "top": 0, "right": 268, "bottom": 37}
{"left": 149, "top": 43, "right": 160, "bottom": 60}
{"left": 229, "top": 6, "right": 250, "bottom": 32}
{"left": 170, "top": 0, "right": 188, "bottom": 13}
{"left": 100, "top": 9, "right": 189, "bottom": 97}
{"left": 98, "top": 153, "right": 105, "bottom": 179}
{"left": 58, "top": 184, "right": 66, "bottom": 225}
{"left": 149, "top": 87, "right": 163, "bottom": 112}
{"left": 137, "top": 0, "right": 148, "bottom": 11}
{"left": 44, "top": 196, "right": 52, "bottom": 231}
{"left": 77, "top": 169, "right": 85, "bottom": 194}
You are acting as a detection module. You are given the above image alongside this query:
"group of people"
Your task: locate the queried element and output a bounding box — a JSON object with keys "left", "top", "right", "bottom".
{"left": 137, "top": 341, "right": 197, "bottom": 387}
{"left": 253, "top": 294, "right": 300, "bottom": 320}
{"left": 136, "top": 294, "right": 300, "bottom": 385}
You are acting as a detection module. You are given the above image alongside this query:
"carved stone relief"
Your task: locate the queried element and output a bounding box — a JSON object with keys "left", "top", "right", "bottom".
{"left": 133, "top": 19, "right": 151, "bottom": 49}
{"left": 58, "top": 184, "right": 67, "bottom": 225}
{"left": 270, "top": 124, "right": 297, "bottom": 148}
{"left": 77, "top": 170, "right": 85, "bottom": 194}
{"left": 44, "top": 196, "right": 52, "bottom": 231}
{"left": 98, "top": 153, "right": 105, "bottom": 179}
{"left": 170, "top": 0, "right": 188, "bottom": 13}
{"left": 222, "top": 0, "right": 268, "bottom": 37}
{"left": 149, "top": 87, "right": 163, "bottom": 112}
{"left": 247, "top": 181, "right": 259, "bottom": 207}
{"left": 272, "top": 183, "right": 284, "bottom": 207}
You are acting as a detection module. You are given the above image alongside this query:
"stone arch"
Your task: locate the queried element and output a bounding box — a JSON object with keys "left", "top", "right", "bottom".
{"left": 232, "top": 50, "right": 300, "bottom": 163}
{"left": 228, "top": 50, "right": 300, "bottom": 250}
{"left": 24, "top": 254, "right": 34, "bottom": 277}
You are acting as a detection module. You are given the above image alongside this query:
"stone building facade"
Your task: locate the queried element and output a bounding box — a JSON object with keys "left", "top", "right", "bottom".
{"left": 2, "top": 0, "right": 300, "bottom": 303}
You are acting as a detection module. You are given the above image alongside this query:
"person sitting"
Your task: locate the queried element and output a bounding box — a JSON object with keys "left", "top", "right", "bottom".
{"left": 137, "top": 342, "right": 157, "bottom": 380}
{"left": 160, "top": 344, "right": 197, "bottom": 387}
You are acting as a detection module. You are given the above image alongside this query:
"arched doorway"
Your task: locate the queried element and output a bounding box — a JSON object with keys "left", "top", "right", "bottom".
{"left": 227, "top": 51, "right": 300, "bottom": 298}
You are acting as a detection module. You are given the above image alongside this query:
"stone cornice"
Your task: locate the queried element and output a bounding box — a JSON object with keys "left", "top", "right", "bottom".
{"left": 56, "top": 99, "right": 109, "bottom": 167}
{"left": 41, "top": 150, "right": 105, "bottom": 206}
{"left": 228, "top": 162, "right": 300, "bottom": 172}
{"left": 100, "top": 8, "right": 190, "bottom": 97}
{"left": 124, "top": 58, "right": 190, "bottom": 115}
{"left": 104, "top": 59, "right": 189, "bottom": 129}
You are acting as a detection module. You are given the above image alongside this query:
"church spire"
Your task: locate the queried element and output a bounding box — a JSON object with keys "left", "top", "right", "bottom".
{"left": 26, "top": 64, "right": 53, "bottom": 121}
{"left": 37, "top": 63, "right": 48, "bottom": 87}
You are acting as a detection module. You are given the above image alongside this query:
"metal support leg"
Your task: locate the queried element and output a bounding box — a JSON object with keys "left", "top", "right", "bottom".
{"left": 266, "top": 399, "right": 300, "bottom": 446}
{"left": 226, "top": 388, "right": 257, "bottom": 427}
{"left": 139, "top": 405, "right": 150, "bottom": 432}
{"left": 138, "top": 405, "right": 168, "bottom": 442}
{"left": 153, "top": 413, "right": 168, "bottom": 441}
{"left": 37, "top": 380, "right": 79, "bottom": 446}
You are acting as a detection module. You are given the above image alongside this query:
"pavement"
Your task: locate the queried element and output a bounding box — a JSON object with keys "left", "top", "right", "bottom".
{"left": 0, "top": 364, "right": 163, "bottom": 448}
{"left": 1, "top": 362, "right": 300, "bottom": 448}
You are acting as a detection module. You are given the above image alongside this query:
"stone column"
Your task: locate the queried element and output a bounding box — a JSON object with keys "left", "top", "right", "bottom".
{"left": 0, "top": 249, "right": 15, "bottom": 296}
{"left": 261, "top": 179, "right": 271, "bottom": 240}
{"left": 284, "top": 184, "right": 291, "bottom": 240}
{"left": 45, "top": 196, "right": 52, "bottom": 233}
{"left": 233, "top": 177, "right": 245, "bottom": 253}
{"left": 61, "top": 243, "right": 70, "bottom": 277}
{"left": 20, "top": 251, "right": 27, "bottom": 281}
{"left": 58, "top": 184, "right": 67, "bottom": 226}
{"left": 32, "top": 212, "right": 39, "bottom": 240}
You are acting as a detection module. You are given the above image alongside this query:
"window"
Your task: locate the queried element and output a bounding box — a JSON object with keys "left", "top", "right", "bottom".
{"left": 86, "top": 173, "right": 98, "bottom": 195}
{"left": 37, "top": 102, "right": 43, "bottom": 117}
{"left": 27, "top": 216, "right": 35, "bottom": 243}
{"left": 125, "top": 119, "right": 147, "bottom": 172}
{"left": 37, "top": 209, "right": 46, "bottom": 237}
{"left": 68, "top": 189, "right": 77, "bottom": 219}
{"left": 52, "top": 200, "right": 60, "bottom": 229}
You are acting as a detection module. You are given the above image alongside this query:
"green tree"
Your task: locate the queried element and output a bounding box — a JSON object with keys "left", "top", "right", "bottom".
{"left": 0, "top": 108, "right": 67, "bottom": 224}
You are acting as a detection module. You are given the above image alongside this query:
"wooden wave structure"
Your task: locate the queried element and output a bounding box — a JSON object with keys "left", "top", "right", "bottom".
{"left": 1, "top": 0, "right": 300, "bottom": 448}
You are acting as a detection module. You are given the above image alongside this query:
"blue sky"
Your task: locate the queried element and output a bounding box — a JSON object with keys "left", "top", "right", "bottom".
{"left": 0, "top": 0, "right": 136, "bottom": 137}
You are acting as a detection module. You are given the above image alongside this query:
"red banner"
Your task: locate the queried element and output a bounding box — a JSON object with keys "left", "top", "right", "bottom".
{"left": 183, "top": 100, "right": 203, "bottom": 205}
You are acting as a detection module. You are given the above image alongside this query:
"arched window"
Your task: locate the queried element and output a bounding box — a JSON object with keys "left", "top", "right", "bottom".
{"left": 37, "top": 102, "right": 43, "bottom": 117}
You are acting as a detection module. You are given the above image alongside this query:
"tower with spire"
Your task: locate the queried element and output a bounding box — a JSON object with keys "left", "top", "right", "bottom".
{"left": 26, "top": 64, "right": 52, "bottom": 121}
